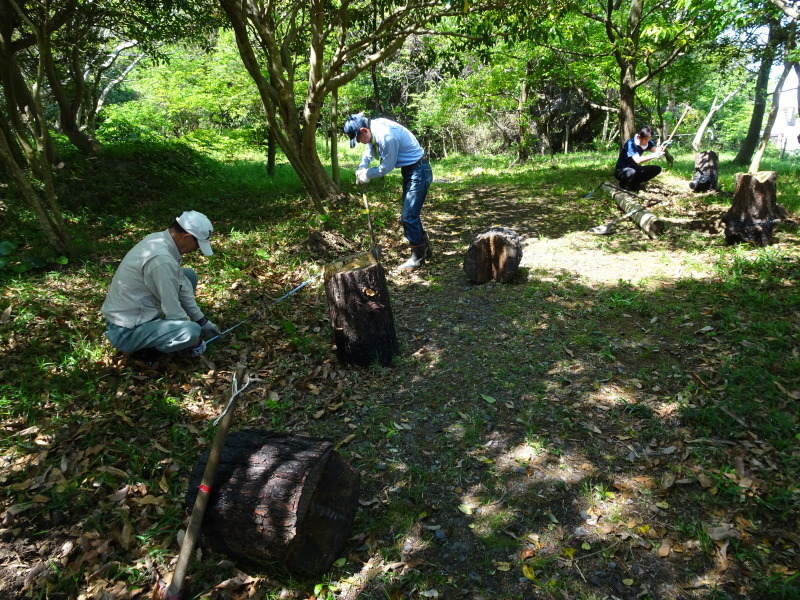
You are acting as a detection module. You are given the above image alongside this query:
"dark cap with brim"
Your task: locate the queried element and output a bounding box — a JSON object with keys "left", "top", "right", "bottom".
{"left": 343, "top": 114, "right": 369, "bottom": 148}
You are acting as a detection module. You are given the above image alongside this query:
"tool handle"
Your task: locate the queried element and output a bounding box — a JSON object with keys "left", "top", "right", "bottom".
{"left": 163, "top": 365, "right": 247, "bottom": 599}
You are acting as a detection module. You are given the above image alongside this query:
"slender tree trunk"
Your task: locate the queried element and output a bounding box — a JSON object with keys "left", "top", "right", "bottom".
{"left": 0, "top": 130, "right": 73, "bottom": 256}
{"left": 617, "top": 0, "right": 642, "bottom": 142}
{"left": 41, "top": 36, "right": 102, "bottom": 155}
{"left": 750, "top": 61, "right": 793, "bottom": 173}
{"left": 517, "top": 61, "right": 532, "bottom": 164}
{"left": 693, "top": 75, "right": 754, "bottom": 150}
{"left": 734, "top": 21, "right": 780, "bottom": 165}
{"left": 331, "top": 88, "right": 339, "bottom": 186}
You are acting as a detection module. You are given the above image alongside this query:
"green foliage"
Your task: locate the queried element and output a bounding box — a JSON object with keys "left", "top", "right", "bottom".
{"left": 100, "top": 30, "right": 262, "bottom": 139}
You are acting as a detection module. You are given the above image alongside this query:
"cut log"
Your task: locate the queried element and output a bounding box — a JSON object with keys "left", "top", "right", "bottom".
{"left": 720, "top": 171, "right": 787, "bottom": 246}
{"left": 186, "top": 429, "right": 360, "bottom": 574}
{"left": 463, "top": 227, "right": 522, "bottom": 283}
{"left": 323, "top": 251, "right": 399, "bottom": 367}
{"left": 689, "top": 151, "right": 719, "bottom": 192}
{"left": 603, "top": 183, "right": 664, "bottom": 239}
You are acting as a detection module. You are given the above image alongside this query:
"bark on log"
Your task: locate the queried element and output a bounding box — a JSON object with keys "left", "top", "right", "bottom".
{"left": 186, "top": 429, "right": 360, "bottom": 574}
{"left": 463, "top": 227, "right": 522, "bottom": 283}
{"left": 323, "top": 251, "right": 399, "bottom": 367}
{"left": 720, "top": 171, "right": 787, "bottom": 246}
{"left": 689, "top": 151, "right": 719, "bottom": 192}
{"left": 604, "top": 183, "right": 664, "bottom": 238}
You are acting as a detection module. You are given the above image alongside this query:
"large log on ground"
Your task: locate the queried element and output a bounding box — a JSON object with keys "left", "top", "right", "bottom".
{"left": 186, "top": 429, "right": 360, "bottom": 574}
{"left": 689, "top": 151, "right": 719, "bottom": 192}
{"left": 323, "top": 251, "right": 398, "bottom": 367}
{"left": 720, "top": 171, "right": 786, "bottom": 246}
{"left": 603, "top": 183, "right": 664, "bottom": 238}
{"left": 463, "top": 227, "right": 522, "bottom": 283}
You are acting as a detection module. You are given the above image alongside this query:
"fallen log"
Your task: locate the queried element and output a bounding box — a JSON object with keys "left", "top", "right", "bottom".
{"left": 720, "top": 171, "right": 786, "bottom": 246}
{"left": 185, "top": 429, "right": 360, "bottom": 574}
{"left": 323, "top": 251, "right": 398, "bottom": 367}
{"left": 463, "top": 227, "right": 522, "bottom": 283}
{"left": 602, "top": 183, "right": 664, "bottom": 238}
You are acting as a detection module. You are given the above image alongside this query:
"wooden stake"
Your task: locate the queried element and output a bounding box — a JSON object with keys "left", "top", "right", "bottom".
{"left": 155, "top": 364, "right": 247, "bottom": 600}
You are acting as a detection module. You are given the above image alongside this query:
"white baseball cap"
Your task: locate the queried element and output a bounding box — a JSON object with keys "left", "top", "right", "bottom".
{"left": 176, "top": 210, "right": 214, "bottom": 256}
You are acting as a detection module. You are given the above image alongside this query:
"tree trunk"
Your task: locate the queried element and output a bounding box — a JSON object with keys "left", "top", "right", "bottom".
{"left": 734, "top": 20, "right": 780, "bottom": 165}
{"left": 267, "top": 129, "right": 276, "bottom": 177}
{"left": 463, "top": 227, "right": 522, "bottom": 284}
{"left": 720, "top": 172, "right": 786, "bottom": 246}
{"left": 517, "top": 61, "right": 532, "bottom": 164}
{"left": 331, "top": 88, "right": 339, "bottom": 186}
{"left": 0, "top": 132, "right": 73, "bottom": 255}
{"left": 690, "top": 151, "right": 719, "bottom": 193}
{"left": 186, "top": 429, "right": 360, "bottom": 574}
{"left": 692, "top": 75, "right": 753, "bottom": 151}
{"left": 323, "top": 251, "right": 399, "bottom": 367}
{"left": 750, "top": 59, "right": 793, "bottom": 173}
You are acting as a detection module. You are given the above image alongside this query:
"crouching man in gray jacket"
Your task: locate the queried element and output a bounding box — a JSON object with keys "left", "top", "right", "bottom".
{"left": 101, "top": 210, "right": 220, "bottom": 361}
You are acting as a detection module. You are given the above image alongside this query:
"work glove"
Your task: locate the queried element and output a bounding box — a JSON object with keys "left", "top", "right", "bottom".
{"left": 356, "top": 168, "right": 370, "bottom": 185}
{"left": 196, "top": 317, "right": 220, "bottom": 338}
{"left": 652, "top": 149, "right": 665, "bottom": 159}
{"left": 189, "top": 339, "right": 207, "bottom": 357}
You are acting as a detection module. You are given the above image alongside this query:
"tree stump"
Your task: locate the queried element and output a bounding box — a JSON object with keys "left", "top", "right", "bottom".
{"left": 689, "top": 151, "right": 719, "bottom": 192}
{"left": 605, "top": 184, "right": 664, "bottom": 238}
{"left": 720, "top": 171, "right": 787, "bottom": 246}
{"left": 463, "top": 227, "right": 522, "bottom": 283}
{"left": 323, "top": 251, "right": 398, "bottom": 366}
{"left": 185, "top": 429, "right": 360, "bottom": 574}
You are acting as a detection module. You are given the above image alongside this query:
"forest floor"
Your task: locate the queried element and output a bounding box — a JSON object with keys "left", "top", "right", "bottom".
{"left": 2, "top": 164, "right": 800, "bottom": 600}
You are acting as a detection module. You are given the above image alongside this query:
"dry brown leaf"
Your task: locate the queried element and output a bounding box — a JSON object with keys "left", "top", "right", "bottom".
{"left": 697, "top": 472, "right": 714, "bottom": 488}
{"left": 657, "top": 538, "right": 673, "bottom": 557}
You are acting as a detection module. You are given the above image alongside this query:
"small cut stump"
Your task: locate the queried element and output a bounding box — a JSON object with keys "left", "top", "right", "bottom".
{"left": 186, "top": 429, "right": 360, "bottom": 574}
{"left": 463, "top": 227, "right": 522, "bottom": 283}
{"left": 721, "top": 171, "right": 787, "bottom": 246}
{"left": 324, "top": 251, "right": 399, "bottom": 366}
{"left": 605, "top": 184, "right": 664, "bottom": 238}
{"left": 689, "top": 151, "right": 719, "bottom": 193}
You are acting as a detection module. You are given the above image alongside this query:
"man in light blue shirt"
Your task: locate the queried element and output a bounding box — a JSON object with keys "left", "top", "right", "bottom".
{"left": 344, "top": 114, "right": 433, "bottom": 269}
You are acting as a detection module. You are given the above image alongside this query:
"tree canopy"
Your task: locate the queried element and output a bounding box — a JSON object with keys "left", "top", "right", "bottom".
{"left": 0, "top": 0, "right": 793, "bottom": 249}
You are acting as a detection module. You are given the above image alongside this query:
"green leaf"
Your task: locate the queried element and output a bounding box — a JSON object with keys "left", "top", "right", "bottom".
{"left": 480, "top": 394, "right": 496, "bottom": 404}
{"left": 282, "top": 320, "right": 297, "bottom": 334}
{"left": 256, "top": 249, "right": 270, "bottom": 259}
{"left": 0, "top": 240, "right": 17, "bottom": 256}
{"left": 333, "top": 557, "right": 346, "bottom": 567}
{"left": 54, "top": 256, "right": 68, "bottom": 265}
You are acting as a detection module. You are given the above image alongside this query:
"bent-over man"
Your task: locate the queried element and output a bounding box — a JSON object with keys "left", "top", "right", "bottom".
{"left": 344, "top": 113, "right": 433, "bottom": 269}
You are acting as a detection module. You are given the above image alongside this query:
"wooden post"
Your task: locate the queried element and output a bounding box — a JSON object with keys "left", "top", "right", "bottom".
{"left": 463, "top": 227, "right": 522, "bottom": 283}
{"left": 158, "top": 365, "right": 247, "bottom": 600}
{"left": 604, "top": 184, "right": 664, "bottom": 239}
{"left": 323, "top": 251, "right": 399, "bottom": 367}
{"left": 185, "top": 430, "right": 360, "bottom": 574}
{"left": 720, "top": 171, "right": 787, "bottom": 246}
{"left": 689, "top": 151, "right": 719, "bottom": 192}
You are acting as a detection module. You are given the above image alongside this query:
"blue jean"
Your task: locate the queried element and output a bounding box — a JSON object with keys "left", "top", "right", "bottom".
{"left": 104, "top": 268, "right": 201, "bottom": 354}
{"left": 400, "top": 158, "right": 432, "bottom": 246}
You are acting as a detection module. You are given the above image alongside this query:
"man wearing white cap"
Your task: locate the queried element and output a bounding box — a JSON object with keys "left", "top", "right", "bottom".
{"left": 101, "top": 210, "right": 220, "bottom": 361}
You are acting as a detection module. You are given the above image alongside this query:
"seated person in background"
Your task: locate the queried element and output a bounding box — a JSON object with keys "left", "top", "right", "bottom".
{"left": 614, "top": 125, "right": 664, "bottom": 191}
{"left": 101, "top": 210, "right": 220, "bottom": 362}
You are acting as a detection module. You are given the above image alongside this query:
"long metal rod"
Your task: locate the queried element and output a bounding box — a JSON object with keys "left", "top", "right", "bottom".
{"left": 206, "top": 274, "right": 319, "bottom": 344}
